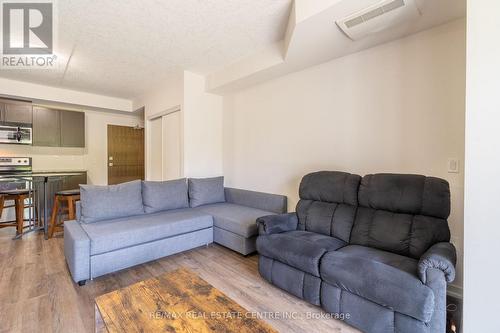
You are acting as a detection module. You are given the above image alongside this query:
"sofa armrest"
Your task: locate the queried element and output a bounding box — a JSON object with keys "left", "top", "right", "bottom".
{"left": 64, "top": 220, "right": 91, "bottom": 283}
{"left": 257, "top": 213, "right": 298, "bottom": 235}
{"left": 75, "top": 201, "right": 81, "bottom": 221}
{"left": 224, "top": 187, "right": 287, "bottom": 213}
{"left": 418, "top": 242, "right": 456, "bottom": 284}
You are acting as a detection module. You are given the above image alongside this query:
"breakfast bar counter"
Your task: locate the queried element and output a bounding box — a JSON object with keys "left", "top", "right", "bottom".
{"left": 0, "top": 170, "right": 87, "bottom": 239}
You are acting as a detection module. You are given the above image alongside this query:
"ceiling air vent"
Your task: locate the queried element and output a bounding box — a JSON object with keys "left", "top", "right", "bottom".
{"left": 336, "top": 0, "right": 421, "bottom": 41}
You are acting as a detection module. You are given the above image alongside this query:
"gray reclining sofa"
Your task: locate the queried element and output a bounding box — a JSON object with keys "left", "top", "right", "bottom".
{"left": 64, "top": 177, "right": 286, "bottom": 285}
{"left": 257, "top": 171, "right": 456, "bottom": 333}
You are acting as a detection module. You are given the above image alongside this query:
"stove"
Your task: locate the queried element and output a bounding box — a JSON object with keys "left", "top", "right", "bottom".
{"left": 0, "top": 157, "right": 32, "bottom": 191}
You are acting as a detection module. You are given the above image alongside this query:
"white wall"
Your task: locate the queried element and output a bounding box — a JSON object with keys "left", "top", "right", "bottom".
{"left": 0, "top": 77, "right": 133, "bottom": 111}
{"left": 464, "top": 1, "right": 500, "bottom": 331}
{"left": 136, "top": 72, "right": 184, "bottom": 180}
{"left": 183, "top": 71, "right": 223, "bottom": 177}
{"left": 0, "top": 108, "right": 143, "bottom": 185}
{"left": 223, "top": 19, "right": 465, "bottom": 289}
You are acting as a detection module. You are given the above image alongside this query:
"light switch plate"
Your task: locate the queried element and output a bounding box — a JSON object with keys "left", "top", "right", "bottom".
{"left": 448, "top": 159, "right": 460, "bottom": 173}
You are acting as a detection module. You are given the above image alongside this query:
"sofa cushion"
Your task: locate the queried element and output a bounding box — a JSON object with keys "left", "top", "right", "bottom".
{"left": 196, "top": 203, "right": 273, "bottom": 238}
{"left": 188, "top": 177, "right": 225, "bottom": 208}
{"left": 351, "top": 174, "right": 451, "bottom": 258}
{"left": 142, "top": 179, "right": 189, "bottom": 213}
{"left": 296, "top": 171, "right": 361, "bottom": 242}
{"left": 358, "top": 174, "right": 450, "bottom": 218}
{"left": 320, "top": 245, "right": 435, "bottom": 323}
{"left": 80, "top": 180, "right": 144, "bottom": 223}
{"left": 80, "top": 209, "right": 213, "bottom": 255}
{"left": 257, "top": 231, "right": 346, "bottom": 276}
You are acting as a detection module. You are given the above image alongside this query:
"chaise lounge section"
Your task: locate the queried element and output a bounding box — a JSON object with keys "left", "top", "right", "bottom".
{"left": 257, "top": 171, "right": 456, "bottom": 333}
{"left": 64, "top": 177, "right": 286, "bottom": 284}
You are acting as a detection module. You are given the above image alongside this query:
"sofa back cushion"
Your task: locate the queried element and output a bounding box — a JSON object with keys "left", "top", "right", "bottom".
{"left": 296, "top": 171, "right": 361, "bottom": 242}
{"left": 80, "top": 180, "right": 144, "bottom": 223}
{"left": 142, "top": 179, "right": 189, "bottom": 213}
{"left": 188, "top": 176, "right": 225, "bottom": 208}
{"left": 350, "top": 174, "right": 451, "bottom": 258}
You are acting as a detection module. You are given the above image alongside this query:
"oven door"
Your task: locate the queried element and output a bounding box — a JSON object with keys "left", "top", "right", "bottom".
{"left": 0, "top": 125, "right": 32, "bottom": 144}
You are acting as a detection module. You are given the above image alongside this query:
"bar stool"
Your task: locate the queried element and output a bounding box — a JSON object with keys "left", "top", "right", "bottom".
{"left": 49, "top": 189, "right": 80, "bottom": 238}
{"left": 0, "top": 189, "right": 36, "bottom": 236}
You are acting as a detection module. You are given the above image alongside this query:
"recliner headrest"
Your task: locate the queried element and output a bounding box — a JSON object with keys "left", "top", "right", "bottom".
{"left": 358, "top": 173, "right": 450, "bottom": 219}
{"left": 299, "top": 171, "right": 361, "bottom": 206}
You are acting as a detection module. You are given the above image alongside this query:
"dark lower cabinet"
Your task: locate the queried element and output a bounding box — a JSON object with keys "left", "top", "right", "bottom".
{"left": 33, "top": 172, "right": 87, "bottom": 219}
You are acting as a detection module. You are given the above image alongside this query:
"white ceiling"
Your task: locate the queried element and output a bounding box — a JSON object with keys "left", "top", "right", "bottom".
{"left": 208, "top": 0, "right": 466, "bottom": 93}
{"left": 0, "top": 0, "right": 292, "bottom": 99}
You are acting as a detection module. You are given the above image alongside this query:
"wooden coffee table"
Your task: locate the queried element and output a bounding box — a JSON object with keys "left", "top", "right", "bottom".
{"left": 95, "top": 268, "right": 277, "bottom": 333}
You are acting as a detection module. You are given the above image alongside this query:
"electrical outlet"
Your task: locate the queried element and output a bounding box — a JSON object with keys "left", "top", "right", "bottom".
{"left": 448, "top": 159, "right": 460, "bottom": 173}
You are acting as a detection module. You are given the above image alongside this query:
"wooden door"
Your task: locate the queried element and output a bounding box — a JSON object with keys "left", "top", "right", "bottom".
{"left": 107, "top": 125, "right": 145, "bottom": 185}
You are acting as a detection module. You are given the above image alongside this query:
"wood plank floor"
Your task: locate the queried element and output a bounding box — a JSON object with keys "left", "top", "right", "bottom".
{"left": 0, "top": 228, "right": 359, "bottom": 333}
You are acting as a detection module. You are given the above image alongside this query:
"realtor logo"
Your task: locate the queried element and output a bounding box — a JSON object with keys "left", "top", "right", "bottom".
{"left": 1, "top": 1, "right": 56, "bottom": 68}
{"left": 2, "top": 2, "right": 52, "bottom": 54}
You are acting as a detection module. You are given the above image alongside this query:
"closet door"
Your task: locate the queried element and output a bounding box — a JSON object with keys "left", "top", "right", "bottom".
{"left": 162, "top": 112, "right": 182, "bottom": 180}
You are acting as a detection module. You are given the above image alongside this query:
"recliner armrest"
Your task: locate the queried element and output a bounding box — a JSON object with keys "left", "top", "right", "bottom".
{"left": 418, "top": 242, "right": 457, "bottom": 284}
{"left": 257, "top": 213, "right": 298, "bottom": 235}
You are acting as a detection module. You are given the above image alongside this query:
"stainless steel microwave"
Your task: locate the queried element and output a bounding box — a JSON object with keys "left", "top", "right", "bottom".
{"left": 0, "top": 125, "right": 32, "bottom": 144}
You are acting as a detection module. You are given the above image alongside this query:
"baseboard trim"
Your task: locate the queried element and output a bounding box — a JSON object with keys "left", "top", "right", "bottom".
{"left": 447, "top": 284, "right": 463, "bottom": 299}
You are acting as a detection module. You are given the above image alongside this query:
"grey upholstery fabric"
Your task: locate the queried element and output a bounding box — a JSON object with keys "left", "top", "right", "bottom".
{"left": 90, "top": 228, "right": 213, "bottom": 279}
{"left": 351, "top": 173, "right": 451, "bottom": 258}
{"left": 188, "top": 176, "right": 225, "bottom": 208}
{"left": 64, "top": 220, "right": 91, "bottom": 283}
{"left": 320, "top": 249, "right": 434, "bottom": 322}
{"left": 257, "top": 213, "right": 298, "bottom": 235}
{"left": 424, "top": 268, "right": 447, "bottom": 333}
{"left": 321, "top": 282, "right": 431, "bottom": 333}
{"left": 256, "top": 171, "right": 455, "bottom": 333}
{"left": 336, "top": 245, "right": 419, "bottom": 275}
{"left": 299, "top": 171, "right": 361, "bottom": 205}
{"left": 80, "top": 180, "right": 144, "bottom": 223}
{"left": 195, "top": 203, "right": 273, "bottom": 238}
{"left": 418, "top": 242, "right": 457, "bottom": 283}
{"left": 81, "top": 209, "right": 213, "bottom": 255}
{"left": 259, "top": 256, "right": 322, "bottom": 306}
{"left": 224, "top": 187, "right": 287, "bottom": 214}
{"left": 257, "top": 231, "right": 346, "bottom": 276}
{"left": 296, "top": 171, "right": 361, "bottom": 242}
{"left": 213, "top": 227, "right": 257, "bottom": 255}
{"left": 359, "top": 174, "right": 450, "bottom": 218}
{"left": 142, "top": 179, "right": 188, "bottom": 213}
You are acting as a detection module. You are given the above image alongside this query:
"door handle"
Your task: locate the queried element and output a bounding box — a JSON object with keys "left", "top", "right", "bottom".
{"left": 109, "top": 163, "right": 113, "bottom": 167}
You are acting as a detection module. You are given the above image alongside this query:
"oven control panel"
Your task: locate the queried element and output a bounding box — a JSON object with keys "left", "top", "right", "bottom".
{"left": 0, "top": 157, "right": 31, "bottom": 166}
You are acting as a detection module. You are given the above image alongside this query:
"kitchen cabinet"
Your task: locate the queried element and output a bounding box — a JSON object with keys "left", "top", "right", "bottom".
{"left": 33, "top": 172, "right": 87, "bottom": 218}
{"left": 60, "top": 110, "right": 85, "bottom": 147}
{"left": 33, "top": 107, "right": 85, "bottom": 148}
{"left": 33, "top": 106, "right": 61, "bottom": 147}
{"left": 0, "top": 98, "right": 32, "bottom": 124}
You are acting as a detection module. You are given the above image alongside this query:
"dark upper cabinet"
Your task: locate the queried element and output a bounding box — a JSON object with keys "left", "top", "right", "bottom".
{"left": 33, "top": 107, "right": 85, "bottom": 148}
{"left": 0, "top": 98, "right": 33, "bottom": 124}
{"left": 33, "top": 106, "right": 61, "bottom": 147}
{"left": 60, "top": 110, "right": 85, "bottom": 147}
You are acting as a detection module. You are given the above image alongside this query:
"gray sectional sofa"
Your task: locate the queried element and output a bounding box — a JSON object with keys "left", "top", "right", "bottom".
{"left": 64, "top": 177, "right": 286, "bottom": 285}
{"left": 257, "top": 171, "right": 456, "bottom": 333}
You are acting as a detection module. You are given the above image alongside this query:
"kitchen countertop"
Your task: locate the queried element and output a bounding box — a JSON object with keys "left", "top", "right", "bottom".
{"left": 31, "top": 169, "right": 87, "bottom": 174}
{"left": 0, "top": 170, "right": 87, "bottom": 179}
